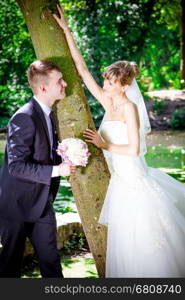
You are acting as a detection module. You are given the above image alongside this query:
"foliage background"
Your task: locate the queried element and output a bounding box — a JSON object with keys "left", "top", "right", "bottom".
{"left": 0, "top": 0, "right": 181, "bottom": 128}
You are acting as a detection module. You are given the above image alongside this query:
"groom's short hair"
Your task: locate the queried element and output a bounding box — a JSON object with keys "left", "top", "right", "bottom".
{"left": 27, "top": 60, "right": 60, "bottom": 93}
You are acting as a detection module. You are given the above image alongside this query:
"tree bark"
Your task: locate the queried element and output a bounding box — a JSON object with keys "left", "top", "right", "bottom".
{"left": 16, "top": 0, "right": 110, "bottom": 277}
{"left": 180, "top": 0, "right": 185, "bottom": 85}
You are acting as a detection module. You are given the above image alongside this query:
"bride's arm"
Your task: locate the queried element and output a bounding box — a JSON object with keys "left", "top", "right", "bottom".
{"left": 53, "top": 4, "right": 108, "bottom": 109}
{"left": 84, "top": 102, "right": 140, "bottom": 157}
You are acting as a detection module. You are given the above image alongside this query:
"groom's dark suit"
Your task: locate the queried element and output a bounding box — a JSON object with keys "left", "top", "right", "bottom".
{"left": 0, "top": 97, "right": 63, "bottom": 277}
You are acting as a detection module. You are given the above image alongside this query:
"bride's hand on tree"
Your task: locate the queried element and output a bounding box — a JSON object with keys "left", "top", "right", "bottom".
{"left": 53, "top": 4, "right": 68, "bottom": 31}
{"left": 83, "top": 129, "right": 108, "bottom": 149}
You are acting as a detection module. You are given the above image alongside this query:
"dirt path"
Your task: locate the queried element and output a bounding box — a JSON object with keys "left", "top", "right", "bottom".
{"left": 147, "top": 89, "right": 185, "bottom": 101}
{"left": 145, "top": 89, "right": 185, "bottom": 130}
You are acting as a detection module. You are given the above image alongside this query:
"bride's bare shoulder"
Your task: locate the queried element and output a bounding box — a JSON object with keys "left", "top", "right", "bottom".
{"left": 121, "top": 100, "right": 137, "bottom": 114}
{"left": 123, "top": 100, "right": 138, "bottom": 111}
{"left": 123, "top": 101, "right": 140, "bottom": 124}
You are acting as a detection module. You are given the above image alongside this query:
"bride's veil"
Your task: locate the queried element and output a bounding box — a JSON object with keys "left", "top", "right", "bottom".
{"left": 125, "top": 79, "right": 151, "bottom": 155}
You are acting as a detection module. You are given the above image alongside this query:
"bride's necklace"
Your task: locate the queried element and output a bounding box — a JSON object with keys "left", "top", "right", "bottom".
{"left": 111, "top": 98, "right": 129, "bottom": 111}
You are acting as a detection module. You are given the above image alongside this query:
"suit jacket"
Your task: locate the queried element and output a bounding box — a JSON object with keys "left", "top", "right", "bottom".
{"left": 0, "top": 97, "right": 61, "bottom": 222}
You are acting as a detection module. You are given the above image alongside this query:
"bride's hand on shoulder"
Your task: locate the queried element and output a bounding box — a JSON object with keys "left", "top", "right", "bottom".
{"left": 53, "top": 4, "right": 68, "bottom": 31}
{"left": 83, "top": 129, "right": 108, "bottom": 149}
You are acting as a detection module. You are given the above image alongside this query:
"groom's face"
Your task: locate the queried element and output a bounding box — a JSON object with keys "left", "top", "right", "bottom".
{"left": 44, "top": 70, "right": 67, "bottom": 101}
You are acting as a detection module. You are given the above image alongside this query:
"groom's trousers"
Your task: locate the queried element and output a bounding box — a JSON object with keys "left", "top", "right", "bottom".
{"left": 0, "top": 198, "right": 63, "bottom": 278}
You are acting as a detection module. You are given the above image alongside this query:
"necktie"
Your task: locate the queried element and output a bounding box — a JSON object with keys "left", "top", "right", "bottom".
{"left": 49, "top": 111, "right": 58, "bottom": 163}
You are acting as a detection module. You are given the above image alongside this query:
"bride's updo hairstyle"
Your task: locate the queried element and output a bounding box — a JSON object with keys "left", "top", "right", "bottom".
{"left": 103, "top": 60, "right": 139, "bottom": 86}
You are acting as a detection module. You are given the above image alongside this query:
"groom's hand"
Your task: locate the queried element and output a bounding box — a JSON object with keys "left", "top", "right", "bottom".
{"left": 58, "top": 162, "right": 76, "bottom": 177}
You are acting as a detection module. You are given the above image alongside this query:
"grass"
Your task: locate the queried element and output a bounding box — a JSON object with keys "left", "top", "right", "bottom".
{"left": 145, "top": 146, "right": 185, "bottom": 183}
{"left": 0, "top": 152, "right": 4, "bottom": 167}
{"left": 61, "top": 254, "right": 98, "bottom": 278}
{"left": 22, "top": 235, "right": 98, "bottom": 278}
{"left": 145, "top": 146, "right": 183, "bottom": 169}
{"left": 22, "top": 253, "right": 98, "bottom": 278}
{"left": 54, "top": 179, "right": 77, "bottom": 213}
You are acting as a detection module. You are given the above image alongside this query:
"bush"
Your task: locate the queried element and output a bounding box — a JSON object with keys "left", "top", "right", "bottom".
{"left": 63, "top": 233, "right": 88, "bottom": 254}
{"left": 170, "top": 107, "right": 185, "bottom": 129}
{"left": 0, "top": 152, "right": 4, "bottom": 168}
{"left": 153, "top": 98, "right": 167, "bottom": 115}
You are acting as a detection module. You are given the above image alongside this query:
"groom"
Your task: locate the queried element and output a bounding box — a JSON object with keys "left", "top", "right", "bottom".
{"left": 0, "top": 60, "right": 76, "bottom": 277}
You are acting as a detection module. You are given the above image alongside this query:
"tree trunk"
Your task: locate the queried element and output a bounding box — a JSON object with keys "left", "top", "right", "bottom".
{"left": 180, "top": 0, "right": 185, "bottom": 85}
{"left": 16, "top": 0, "right": 110, "bottom": 277}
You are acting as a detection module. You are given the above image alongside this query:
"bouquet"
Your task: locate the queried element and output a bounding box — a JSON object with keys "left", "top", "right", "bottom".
{"left": 56, "top": 138, "right": 91, "bottom": 166}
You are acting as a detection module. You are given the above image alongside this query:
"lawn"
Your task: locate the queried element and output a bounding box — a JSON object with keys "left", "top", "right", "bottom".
{"left": 145, "top": 146, "right": 185, "bottom": 183}
{"left": 22, "top": 251, "right": 98, "bottom": 278}
{"left": 145, "top": 146, "right": 184, "bottom": 169}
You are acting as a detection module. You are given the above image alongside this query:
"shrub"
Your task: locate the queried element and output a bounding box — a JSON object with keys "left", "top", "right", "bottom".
{"left": 170, "top": 107, "right": 185, "bottom": 129}
{"left": 0, "top": 152, "right": 4, "bottom": 168}
{"left": 63, "top": 233, "right": 88, "bottom": 254}
{"left": 153, "top": 98, "right": 167, "bottom": 115}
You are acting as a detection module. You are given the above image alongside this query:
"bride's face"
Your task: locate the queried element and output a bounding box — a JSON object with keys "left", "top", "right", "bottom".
{"left": 103, "top": 78, "right": 123, "bottom": 97}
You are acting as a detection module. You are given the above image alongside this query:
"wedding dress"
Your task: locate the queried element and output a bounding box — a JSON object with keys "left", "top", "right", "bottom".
{"left": 98, "top": 116, "right": 185, "bottom": 278}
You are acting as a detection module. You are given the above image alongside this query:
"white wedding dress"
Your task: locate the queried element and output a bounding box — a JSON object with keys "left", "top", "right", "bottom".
{"left": 99, "top": 119, "right": 185, "bottom": 278}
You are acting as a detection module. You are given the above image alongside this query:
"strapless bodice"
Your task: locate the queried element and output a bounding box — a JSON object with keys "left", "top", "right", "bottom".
{"left": 99, "top": 120, "right": 148, "bottom": 181}
{"left": 100, "top": 120, "right": 128, "bottom": 145}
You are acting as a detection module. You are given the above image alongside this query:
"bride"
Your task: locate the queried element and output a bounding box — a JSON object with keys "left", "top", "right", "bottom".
{"left": 53, "top": 5, "right": 185, "bottom": 277}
